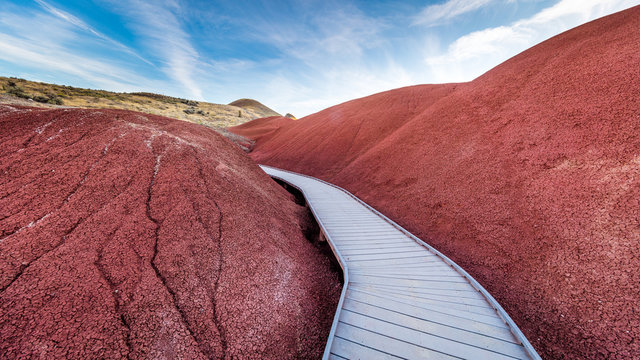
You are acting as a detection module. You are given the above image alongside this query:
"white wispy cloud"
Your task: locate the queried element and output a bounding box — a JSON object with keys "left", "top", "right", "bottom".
{"left": 32, "top": 0, "right": 153, "bottom": 66}
{"left": 252, "top": 4, "right": 385, "bottom": 64}
{"left": 0, "top": 7, "right": 163, "bottom": 92}
{"left": 413, "top": 0, "right": 496, "bottom": 26}
{"left": 0, "top": 33, "right": 155, "bottom": 91}
{"left": 259, "top": 59, "right": 414, "bottom": 117}
{"left": 424, "top": 0, "right": 638, "bottom": 82}
{"left": 104, "top": 0, "right": 204, "bottom": 100}
{"left": 234, "top": 3, "right": 414, "bottom": 116}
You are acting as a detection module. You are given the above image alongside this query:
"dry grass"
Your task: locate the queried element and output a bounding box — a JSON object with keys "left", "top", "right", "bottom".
{"left": 0, "top": 76, "right": 280, "bottom": 128}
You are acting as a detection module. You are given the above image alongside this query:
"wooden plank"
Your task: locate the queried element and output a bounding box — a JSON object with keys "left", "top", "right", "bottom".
{"left": 331, "top": 234, "right": 408, "bottom": 240}
{"left": 325, "top": 222, "right": 387, "bottom": 226}
{"left": 349, "top": 268, "right": 459, "bottom": 277}
{"left": 334, "top": 232, "right": 409, "bottom": 238}
{"left": 345, "top": 289, "right": 514, "bottom": 340}
{"left": 327, "top": 227, "right": 396, "bottom": 232}
{"left": 349, "top": 283, "right": 488, "bottom": 302}
{"left": 334, "top": 242, "right": 415, "bottom": 249}
{"left": 351, "top": 283, "right": 492, "bottom": 308}
{"left": 329, "top": 336, "right": 402, "bottom": 360}
{"left": 348, "top": 287, "right": 504, "bottom": 321}
{"left": 347, "top": 258, "right": 444, "bottom": 269}
{"left": 325, "top": 224, "right": 394, "bottom": 229}
{"left": 333, "top": 238, "right": 411, "bottom": 244}
{"left": 327, "top": 353, "right": 349, "bottom": 360}
{"left": 340, "top": 305, "right": 528, "bottom": 359}
{"left": 347, "top": 286, "right": 498, "bottom": 322}
{"left": 347, "top": 254, "right": 438, "bottom": 263}
{"left": 349, "top": 274, "right": 472, "bottom": 289}
{"left": 330, "top": 232, "right": 403, "bottom": 239}
{"left": 338, "top": 242, "right": 423, "bottom": 250}
{"left": 348, "top": 272, "right": 465, "bottom": 281}
{"left": 339, "top": 247, "right": 424, "bottom": 256}
{"left": 343, "top": 251, "right": 434, "bottom": 262}
{"left": 335, "top": 322, "right": 458, "bottom": 360}
{"left": 324, "top": 220, "right": 388, "bottom": 224}
{"left": 351, "top": 262, "right": 453, "bottom": 271}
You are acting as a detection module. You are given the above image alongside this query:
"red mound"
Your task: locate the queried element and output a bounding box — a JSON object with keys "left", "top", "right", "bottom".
{"left": 235, "top": 85, "right": 458, "bottom": 173}
{"left": 229, "top": 116, "right": 295, "bottom": 141}
{"left": 0, "top": 105, "right": 340, "bottom": 359}
{"left": 234, "top": 6, "right": 640, "bottom": 359}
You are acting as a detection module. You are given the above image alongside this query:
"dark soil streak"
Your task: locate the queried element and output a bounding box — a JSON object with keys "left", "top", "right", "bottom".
{"left": 19, "top": 129, "right": 42, "bottom": 151}
{"left": 209, "top": 197, "right": 227, "bottom": 358}
{"left": 192, "top": 149, "right": 227, "bottom": 358}
{"left": 176, "top": 182, "right": 219, "bottom": 359}
{"left": 0, "top": 130, "right": 108, "bottom": 234}
{"left": 144, "top": 143, "right": 204, "bottom": 358}
{"left": 344, "top": 117, "right": 365, "bottom": 160}
{"left": 0, "top": 217, "right": 80, "bottom": 293}
{"left": 93, "top": 226, "right": 133, "bottom": 359}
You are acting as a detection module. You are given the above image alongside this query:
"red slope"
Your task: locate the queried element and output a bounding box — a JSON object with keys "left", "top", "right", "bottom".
{"left": 0, "top": 105, "right": 340, "bottom": 359}
{"left": 238, "top": 84, "right": 458, "bottom": 174}
{"left": 236, "top": 6, "right": 640, "bottom": 359}
{"left": 229, "top": 115, "right": 295, "bottom": 140}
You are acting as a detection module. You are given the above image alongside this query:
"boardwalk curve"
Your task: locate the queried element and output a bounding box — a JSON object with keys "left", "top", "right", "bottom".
{"left": 261, "top": 165, "right": 540, "bottom": 360}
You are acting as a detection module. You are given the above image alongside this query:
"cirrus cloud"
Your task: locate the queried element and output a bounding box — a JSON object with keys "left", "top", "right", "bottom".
{"left": 424, "top": 0, "right": 638, "bottom": 83}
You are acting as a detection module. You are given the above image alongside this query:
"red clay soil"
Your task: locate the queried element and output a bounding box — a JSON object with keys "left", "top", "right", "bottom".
{"left": 233, "top": 6, "right": 640, "bottom": 359}
{"left": 0, "top": 105, "right": 341, "bottom": 359}
{"left": 230, "top": 116, "right": 295, "bottom": 141}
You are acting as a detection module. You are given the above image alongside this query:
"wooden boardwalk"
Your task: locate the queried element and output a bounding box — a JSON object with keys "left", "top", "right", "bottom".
{"left": 261, "top": 165, "right": 540, "bottom": 360}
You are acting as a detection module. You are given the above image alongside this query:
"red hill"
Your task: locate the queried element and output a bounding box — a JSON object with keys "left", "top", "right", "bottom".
{"left": 233, "top": 6, "right": 640, "bottom": 359}
{"left": 0, "top": 105, "right": 340, "bottom": 358}
{"left": 229, "top": 116, "right": 295, "bottom": 140}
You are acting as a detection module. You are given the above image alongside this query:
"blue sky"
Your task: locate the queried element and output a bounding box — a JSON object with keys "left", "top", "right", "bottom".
{"left": 0, "top": 0, "right": 636, "bottom": 117}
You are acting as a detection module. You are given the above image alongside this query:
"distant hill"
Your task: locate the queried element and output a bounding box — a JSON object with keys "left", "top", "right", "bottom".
{"left": 228, "top": 98, "right": 280, "bottom": 119}
{"left": 0, "top": 77, "right": 280, "bottom": 128}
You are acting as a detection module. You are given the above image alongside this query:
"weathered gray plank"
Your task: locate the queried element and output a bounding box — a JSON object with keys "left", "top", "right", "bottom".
{"left": 340, "top": 247, "right": 425, "bottom": 256}
{"left": 350, "top": 283, "right": 493, "bottom": 308}
{"left": 349, "top": 282, "right": 488, "bottom": 301}
{"left": 338, "top": 242, "right": 423, "bottom": 250}
{"left": 345, "top": 289, "right": 514, "bottom": 339}
{"left": 347, "top": 255, "right": 440, "bottom": 266}
{"left": 348, "top": 268, "right": 459, "bottom": 277}
{"left": 348, "top": 287, "right": 504, "bottom": 321}
{"left": 328, "top": 353, "right": 350, "bottom": 360}
{"left": 340, "top": 308, "right": 527, "bottom": 359}
{"left": 349, "top": 274, "right": 472, "bottom": 289}
{"left": 335, "top": 322, "right": 458, "bottom": 360}
{"left": 344, "top": 252, "right": 437, "bottom": 262}
{"left": 330, "top": 336, "right": 402, "bottom": 360}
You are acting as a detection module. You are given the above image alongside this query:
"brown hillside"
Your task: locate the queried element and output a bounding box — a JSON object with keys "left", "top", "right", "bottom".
{"left": 0, "top": 77, "right": 275, "bottom": 128}
{"left": 232, "top": 6, "right": 640, "bottom": 359}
